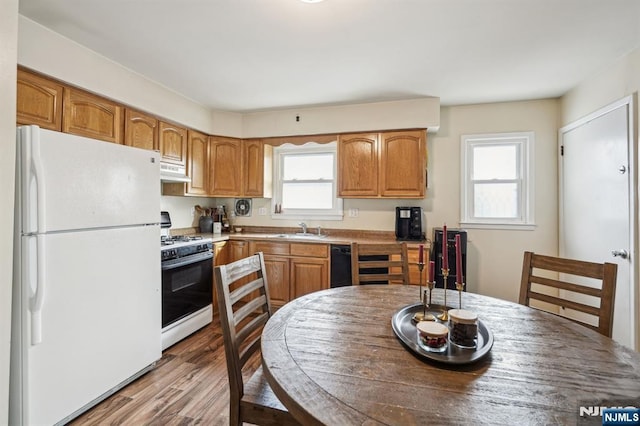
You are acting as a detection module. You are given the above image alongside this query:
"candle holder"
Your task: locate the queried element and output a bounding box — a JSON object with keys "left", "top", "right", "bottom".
{"left": 456, "top": 281, "right": 464, "bottom": 309}
{"left": 412, "top": 261, "right": 436, "bottom": 323}
{"left": 418, "top": 261, "right": 424, "bottom": 300}
{"left": 438, "top": 269, "right": 450, "bottom": 321}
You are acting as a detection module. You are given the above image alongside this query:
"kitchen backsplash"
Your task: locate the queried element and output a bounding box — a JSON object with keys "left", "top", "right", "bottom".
{"left": 160, "top": 195, "right": 213, "bottom": 229}
{"left": 162, "top": 194, "right": 429, "bottom": 233}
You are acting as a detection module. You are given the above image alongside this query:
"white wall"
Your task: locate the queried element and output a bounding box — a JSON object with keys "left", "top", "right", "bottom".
{"left": 424, "top": 100, "right": 559, "bottom": 301}
{"left": 242, "top": 97, "right": 440, "bottom": 137}
{"left": 561, "top": 47, "right": 640, "bottom": 125}
{"left": 0, "top": 0, "right": 19, "bottom": 422}
{"left": 17, "top": 16, "right": 242, "bottom": 137}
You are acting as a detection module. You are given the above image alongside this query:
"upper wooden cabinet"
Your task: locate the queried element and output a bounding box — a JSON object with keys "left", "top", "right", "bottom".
{"left": 17, "top": 68, "right": 64, "bottom": 131}
{"left": 338, "top": 130, "right": 426, "bottom": 198}
{"left": 63, "top": 88, "right": 123, "bottom": 144}
{"left": 186, "top": 130, "right": 209, "bottom": 196}
{"left": 209, "top": 136, "right": 242, "bottom": 196}
{"left": 242, "top": 139, "right": 273, "bottom": 198}
{"left": 159, "top": 121, "right": 187, "bottom": 166}
{"left": 379, "top": 131, "right": 426, "bottom": 197}
{"left": 337, "top": 133, "right": 379, "bottom": 197}
{"left": 124, "top": 109, "right": 158, "bottom": 151}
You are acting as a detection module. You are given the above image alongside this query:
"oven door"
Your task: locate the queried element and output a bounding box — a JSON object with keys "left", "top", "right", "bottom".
{"left": 161, "top": 250, "right": 213, "bottom": 328}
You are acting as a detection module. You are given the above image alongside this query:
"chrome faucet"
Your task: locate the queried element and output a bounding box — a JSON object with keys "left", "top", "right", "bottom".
{"left": 299, "top": 222, "right": 308, "bottom": 234}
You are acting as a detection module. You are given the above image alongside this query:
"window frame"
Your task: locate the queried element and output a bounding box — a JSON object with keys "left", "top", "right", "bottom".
{"left": 271, "top": 141, "right": 343, "bottom": 221}
{"left": 460, "top": 132, "right": 535, "bottom": 230}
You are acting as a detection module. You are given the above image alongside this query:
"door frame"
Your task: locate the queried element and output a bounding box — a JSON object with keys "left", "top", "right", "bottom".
{"left": 558, "top": 94, "right": 638, "bottom": 350}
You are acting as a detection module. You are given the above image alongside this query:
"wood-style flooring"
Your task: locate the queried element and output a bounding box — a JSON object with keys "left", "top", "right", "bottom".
{"left": 69, "top": 317, "right": 260, "bottom": 425}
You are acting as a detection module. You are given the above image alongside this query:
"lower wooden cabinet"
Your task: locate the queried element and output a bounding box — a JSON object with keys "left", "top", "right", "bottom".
{"left": 263, "top": 256, "right": 290, "bottom": 308}
{"left": 248, "top": 240, "right": 329, "bottom": 309}
{"left": 211, "top": 241, "right": 229, "bottom": 313}
{"left": 290, "top": 257, "right": 329, "bottom": 299}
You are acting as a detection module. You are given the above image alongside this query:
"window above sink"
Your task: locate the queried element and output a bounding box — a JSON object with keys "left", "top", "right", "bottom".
{"left": 271, "top": 142, "right": 343, "bottom": 221}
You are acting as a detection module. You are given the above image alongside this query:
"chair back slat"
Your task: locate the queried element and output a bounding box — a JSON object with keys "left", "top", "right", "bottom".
{"left": 519, "top": 251, "right": 617, "bottom": 337}
{"left": 235, "top": 312, "right": 269, "bottom": 350}
{"left": 234, "top": 295, "right": 268, "bottom": 327}
{"left": 230, "top": 277, "right": 266, "bottom": 305}
{"left": 351, "top": 242, "right": 410, "bottom": 285}
{"left": 529, "top": 275, "right": 603, "bottom": 297}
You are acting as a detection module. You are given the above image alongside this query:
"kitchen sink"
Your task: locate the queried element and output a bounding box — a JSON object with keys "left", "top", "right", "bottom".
{"left": 267, "top": 233, "right": 328, "bottom": 240}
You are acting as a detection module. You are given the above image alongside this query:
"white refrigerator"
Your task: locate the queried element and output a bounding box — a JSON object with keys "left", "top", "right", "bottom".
{"left": 10, "top": 125, "right": 162, "bottom": 425}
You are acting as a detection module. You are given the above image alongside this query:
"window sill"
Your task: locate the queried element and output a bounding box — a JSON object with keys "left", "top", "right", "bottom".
{"left": 459, "top": 222, "right": 536, "bottom": 231}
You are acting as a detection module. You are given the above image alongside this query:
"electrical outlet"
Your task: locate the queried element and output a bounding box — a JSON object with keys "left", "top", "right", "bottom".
{"left": 348, "top": 208, "right": 359, "bottom": 218}
{"left": 190, "top": 206, "right": 195, "bottom": 217}
{"left": 258, "top": 207, "right": 267, "bottom": 216}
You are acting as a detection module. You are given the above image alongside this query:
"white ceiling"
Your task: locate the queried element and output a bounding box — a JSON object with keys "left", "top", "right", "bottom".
{"left": 18, "top": 0, "right": 640, "bottom": 113}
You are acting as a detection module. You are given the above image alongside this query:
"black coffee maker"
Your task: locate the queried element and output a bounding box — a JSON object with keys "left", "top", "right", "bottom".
{"left": 395, "top": 207, "right": 425, "bottom": 240}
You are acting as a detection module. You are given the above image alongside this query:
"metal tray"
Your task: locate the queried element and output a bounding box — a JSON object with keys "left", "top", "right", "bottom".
{"left": 391, "top": 303, "right": 494, "bottom": 364}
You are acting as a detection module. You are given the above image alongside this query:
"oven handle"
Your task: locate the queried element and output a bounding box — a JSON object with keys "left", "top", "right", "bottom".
{"left": 161, "top": 251, "right": 213, "bottom": 271}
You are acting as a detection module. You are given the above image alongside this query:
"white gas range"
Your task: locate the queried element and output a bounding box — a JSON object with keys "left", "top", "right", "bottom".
{"left": 160, "top": 212, "right": 213, "bottom": 350}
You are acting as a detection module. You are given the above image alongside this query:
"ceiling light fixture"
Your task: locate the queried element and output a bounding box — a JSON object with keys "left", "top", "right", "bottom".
{"left": 300, "top": 0, "right": 325, "bottom": 3}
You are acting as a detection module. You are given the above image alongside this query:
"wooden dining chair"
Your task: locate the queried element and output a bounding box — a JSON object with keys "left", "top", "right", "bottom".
{"left": 214, "top": 252, "right": 299, "bottom": 426}
{"left": 350, "top": 242, "right": 410, "bottom": 285}
{"left": 519, "top": 251, "right": 617, "bottom": 337}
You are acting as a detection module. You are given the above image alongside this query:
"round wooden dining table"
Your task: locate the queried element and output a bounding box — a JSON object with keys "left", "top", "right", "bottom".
{"left": 261, "top": 285, "right": 640, "bottom": 425}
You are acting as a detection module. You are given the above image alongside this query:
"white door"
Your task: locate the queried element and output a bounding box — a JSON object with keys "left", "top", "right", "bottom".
{"left": 559, "top": 97, "right": 636, "bottom": 350}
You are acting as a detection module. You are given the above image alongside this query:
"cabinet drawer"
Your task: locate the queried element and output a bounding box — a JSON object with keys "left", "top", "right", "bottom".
{"left": 290, "top": 243, "right": 329, "bottom": 258}
{"left": 250, "top": 241, "right": 290, "bottom": 255}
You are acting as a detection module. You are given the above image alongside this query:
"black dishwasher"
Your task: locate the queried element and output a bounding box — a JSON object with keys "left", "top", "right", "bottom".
{"left": 330, "top": 244, "right": 389, "bottom": 287}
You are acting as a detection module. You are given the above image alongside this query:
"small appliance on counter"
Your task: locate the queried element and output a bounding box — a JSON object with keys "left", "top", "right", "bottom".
{"left": 395, "top": 207, "right": 425, "bottom": 241}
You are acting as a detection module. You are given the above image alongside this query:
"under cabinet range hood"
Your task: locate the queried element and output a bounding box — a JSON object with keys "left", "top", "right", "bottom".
{"left": 160, "top": 162, "right": 191, "bottom": 183}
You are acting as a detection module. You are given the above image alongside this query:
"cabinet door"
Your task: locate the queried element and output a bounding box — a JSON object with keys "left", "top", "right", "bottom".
{"left": 159, "top": 121, "right": 188, "bottom": 166}
{"left": 228, "top": 240, "right": 252, "bottom": 296}
{"left": 209, "top": 136, "right": 242, "bottom": 196}
{"left": 212, "top": 241, "right": 229, "bottom": 313}
{"left": 186, "top": 130, "right": 209, "bottom": 196}
{"left": 17, "top": 68, "right": 63, "bottom": 131}
{"left": 124, "top": 109, "right": 158, "bottom": 151}
{"left": 263, "top": 256, "right": 290, "bottom": 310}
{"left": 229, "top": 240, "right": 249, "bottom": 262}
{"left": 379, "top": 130, "right": 426, "bottom": 198}
{"left": 242, "top": 139, "right": 265, "bottom": 197}
{"left": 63, "top": 88, "right": 123, "bottom": 144}
{"left": 290, "top": 257, "right": 329, "bottom": 299}
{"left": 338, "top": 133, "right": 379, "bottom": 197}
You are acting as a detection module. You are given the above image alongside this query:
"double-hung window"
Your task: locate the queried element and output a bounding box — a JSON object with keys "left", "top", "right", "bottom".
{"left": 460, "top": 132, "right": 534, "bottom": 229}
{"left": 272, "top": 141, "right": 343, "bottom": 220}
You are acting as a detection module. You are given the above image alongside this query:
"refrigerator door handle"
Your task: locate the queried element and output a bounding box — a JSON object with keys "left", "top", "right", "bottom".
{"left": 30, "top": 129, "right": 47, "bottom": 232}
{"left": 30, "top": 234, "right": 46, "bottom": 345}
